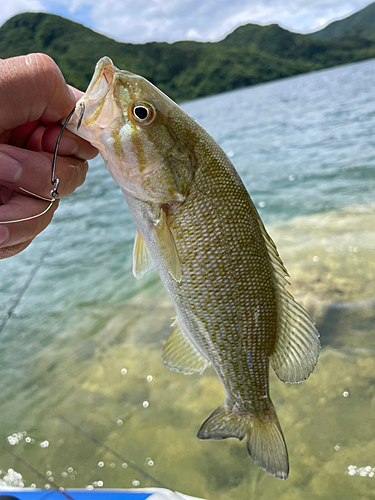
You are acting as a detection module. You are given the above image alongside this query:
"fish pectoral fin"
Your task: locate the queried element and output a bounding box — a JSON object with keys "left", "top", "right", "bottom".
{"left": 133, "top": 229, "right": 155, "bottom": 279}
{"left": 198, "top": 403, "right": 289, "bottom": 480}
{"left": 162, "top": 317, "right": 210, "bottom": 374}
{"left": 153, "top": 207, "right": 182, "bottom": 282}
{"left": 270, "top": 286, "right": 320, "bottom": 383}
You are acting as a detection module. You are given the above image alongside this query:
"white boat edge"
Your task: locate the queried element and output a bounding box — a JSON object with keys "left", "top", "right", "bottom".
{"left": 0, "top": 486, "right": 206, "bottom": 500}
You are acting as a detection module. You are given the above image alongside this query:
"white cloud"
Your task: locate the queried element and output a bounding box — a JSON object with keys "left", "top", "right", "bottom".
{"left": 8, "top": 0, "right": 375, "bottom": 43}
{"left": 0, "top": 0, "right": 44, "bottom": 27}
{"left": 83, "top": 0, "right": 375, "bottom": 42}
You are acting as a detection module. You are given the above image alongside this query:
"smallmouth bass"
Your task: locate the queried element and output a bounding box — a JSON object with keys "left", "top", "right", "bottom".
{"left": 68, "top": 57, "right": 320, "bottom": 479}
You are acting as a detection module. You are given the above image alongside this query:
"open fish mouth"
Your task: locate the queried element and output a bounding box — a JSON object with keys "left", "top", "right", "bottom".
{"left": 74, "top": 57, "right": 122, "bottom": 131}
{"left": 85, "top": 57, "right": 116, "bottom": 101}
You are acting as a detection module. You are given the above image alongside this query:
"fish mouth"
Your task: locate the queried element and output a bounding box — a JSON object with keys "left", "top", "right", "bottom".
{"left": 74, "top": 57, "right": 122, "bottom": 131}
{"left": 84, "top": 57, "right": 136, "bottom": 103}
{"left": 85, "top": 57, "right": 116, "bottom": 101}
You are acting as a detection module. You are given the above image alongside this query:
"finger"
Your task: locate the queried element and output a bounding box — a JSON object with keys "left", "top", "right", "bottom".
{"left": 0, "top": 54, "right": 77, "bottom": 133}
{"left": 20, "top": 123, "right": 98, "bottom": 160}
{"left": 0, "top": 191, "right": 59, "bottom": 250}
{"left": 7, "top": 122, "right": 97, "bottom": 160}
{"left": 0, "top": 239, "right": 33, "bottom": 260}
{"left": 0, "top": 144, "right": 88, "bottom": 198}
{"left": 7, "top": 121, "right": 39, "bottom": 148}
{"left": 69, "top": 86, "right": 84, "bottom": 101}
{"left": 0, "top": 185, "right": 13, "bottom": 205}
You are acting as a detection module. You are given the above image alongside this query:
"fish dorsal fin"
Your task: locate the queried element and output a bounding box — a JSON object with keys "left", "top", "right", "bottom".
{"left": 257, "top": 218, "right": 320, "bottom": 383}
{"left": 162, "top": 317, "right": 210, "bottom": 375}
{"left": 133, "top": 229, "right": 155, "bottom": 279}
{"left": 257, "top": 217, "right": 290, "bottom": 287}
{"left": 153, "top": 207, "right": 182, "bottom": 282}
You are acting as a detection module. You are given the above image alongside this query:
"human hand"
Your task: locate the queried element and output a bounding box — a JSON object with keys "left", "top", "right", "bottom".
{"left": 0, "top": 53, "right": 98, "bottom": 259}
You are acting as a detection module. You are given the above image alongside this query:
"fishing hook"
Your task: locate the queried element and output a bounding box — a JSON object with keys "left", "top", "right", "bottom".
{"left": 1, "top": 105, "right": 78, "bottom": 225}
{"left": 51, "top": 106, "right": 77, "bottom": 199}
{"left": 77, "top": 102, "right": 85, "bottom": 131}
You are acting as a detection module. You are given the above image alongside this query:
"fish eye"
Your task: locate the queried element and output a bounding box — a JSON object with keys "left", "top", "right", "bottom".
{"left": 131, "top": 102, "right": 155, "bottom": 125}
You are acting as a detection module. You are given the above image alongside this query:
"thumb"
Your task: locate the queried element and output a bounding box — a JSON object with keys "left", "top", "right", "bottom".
{"left": 0, "top": 53, "right": 77, "bottom": 134}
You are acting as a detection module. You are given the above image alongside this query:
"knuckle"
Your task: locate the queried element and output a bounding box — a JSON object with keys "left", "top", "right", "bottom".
{"left": 69, "top": 160, "right": 88, "bottom": 190}
{"left": 81, "top": 159, "right": 89, "bottom": 176}
{"left": 25, "top": 53, "right": 63, "bottom": 102}
{"left": 25, "top": 53, "right": 58, "bottom": 79}
{"left": 77, "top": 160, "right": 89, "bottom": 187}
{"left": 31, "top": 53, "right": 58, "bottom": 73}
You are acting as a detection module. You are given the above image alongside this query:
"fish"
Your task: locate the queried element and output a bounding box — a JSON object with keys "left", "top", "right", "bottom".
{"left": 68, "top": 57, "right": 320, "bottom": 480}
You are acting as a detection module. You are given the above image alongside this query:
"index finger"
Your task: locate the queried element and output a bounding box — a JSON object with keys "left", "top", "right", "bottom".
{"left": 0, "top": 53, "right": 78, "bottom": 134}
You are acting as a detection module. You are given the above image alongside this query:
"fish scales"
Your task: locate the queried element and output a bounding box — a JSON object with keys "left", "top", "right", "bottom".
{"left": 168, "top": 144, "right": 278, "bottom": 412}
{"left": 68, "top": 57, "right": 320, "bottom": 480}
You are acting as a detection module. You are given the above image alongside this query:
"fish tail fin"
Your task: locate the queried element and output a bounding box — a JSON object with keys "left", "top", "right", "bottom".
{"left": 197, "top": 402, "right": 289, "bottom": 480}
{"left": 247, "top": 408, "right": 289, "bottom": 480}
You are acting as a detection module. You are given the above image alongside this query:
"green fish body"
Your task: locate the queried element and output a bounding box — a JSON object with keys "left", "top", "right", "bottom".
{"left": 69, "top": 57, "right": 320, "bottom": 480}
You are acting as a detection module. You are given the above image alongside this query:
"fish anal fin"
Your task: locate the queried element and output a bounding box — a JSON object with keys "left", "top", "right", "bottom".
{"left": 271, "top": 286, "right": 320, "bottom": 383}
{"left": 153, "top": 208, "right": 182, "bottom": 282}
{"left": 198, "top": 402, "right": 289, "bottom": 480}
{"left": 133, "top": 228, "right": 155, "bottom": 279}
{"left": 162, "top": 317, "right": 210, "bottom": 375}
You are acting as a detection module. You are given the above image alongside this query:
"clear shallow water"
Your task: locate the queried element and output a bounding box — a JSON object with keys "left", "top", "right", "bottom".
{"left": 0, "top": 59, "right": 375, "bottom": 498}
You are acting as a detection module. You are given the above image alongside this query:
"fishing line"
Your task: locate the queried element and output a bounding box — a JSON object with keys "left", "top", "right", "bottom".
{"left": 0, "top": 195, "right": 57, "bottom": 225}
{"left": 0, "top": 243, "right": 53, "bottom": 334}
{"left": 0, "top": 107, "right": 76, "bottom": 331}
{"left": 57, "top": 416, "right": 187, "bottom": 500}
{"left": 57, "top": 415, "right": 168, "bottom": 489}
{"left": 0, "top": 446, "right": 75, "bottom": 500}
{"left": 56, "top": 415, "right": 189, "bottom": 500}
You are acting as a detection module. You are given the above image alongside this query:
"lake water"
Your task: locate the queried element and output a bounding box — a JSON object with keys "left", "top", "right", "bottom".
{"left": 1, "top": 59, "right": 375, "bottom": 499}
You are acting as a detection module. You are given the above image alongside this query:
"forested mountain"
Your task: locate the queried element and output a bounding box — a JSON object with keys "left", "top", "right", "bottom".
{"left": 1, "top": 8, "right": 375, "bottom": 101}
{"left": 310, "top": 2, "right": 375, "bottom": 41}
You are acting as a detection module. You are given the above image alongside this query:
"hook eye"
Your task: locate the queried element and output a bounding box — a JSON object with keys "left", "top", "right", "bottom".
{"left": 50, "top": 179, "right": 60, "bottom": 199}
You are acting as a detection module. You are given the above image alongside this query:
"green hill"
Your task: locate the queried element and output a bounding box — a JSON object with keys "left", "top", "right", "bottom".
{"left": 310, "top": 1, "right": 375, "bottom": 41}
{"left": 220, "top": 22, "right": 373, "bottom": 62}
{"left": 1, "top": 11, "right": 375, "bottom": 102}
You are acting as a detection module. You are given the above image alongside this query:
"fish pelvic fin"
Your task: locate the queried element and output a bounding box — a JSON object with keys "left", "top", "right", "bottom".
{"left": 133, "top": 229, "right": 155, "bottom": 279}
{"left": 257, "top": 216, "right": 320, "bottom": 383}
{"left": 197, "top": 403, "right": 289, "bottom": 480}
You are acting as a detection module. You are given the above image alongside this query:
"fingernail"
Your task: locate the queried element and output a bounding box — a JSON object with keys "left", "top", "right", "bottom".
{"left": 58, "top": 137, "right": 79, "bottom": 156}
{"left": 0, "top": 225, "right": 9, "bottom": 245}
{"left": 0, "top": 153, "right": 22, "bottom": 183}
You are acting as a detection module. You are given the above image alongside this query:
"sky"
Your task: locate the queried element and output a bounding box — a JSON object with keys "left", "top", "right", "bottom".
{"left": 1, "top": 0, "right": 374, "bottom": 44}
